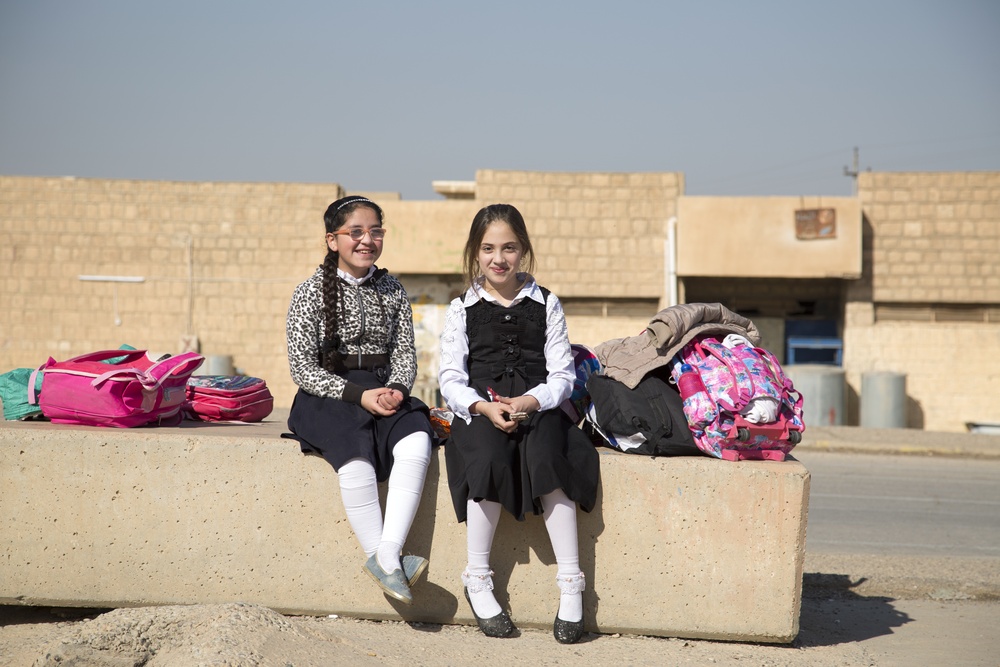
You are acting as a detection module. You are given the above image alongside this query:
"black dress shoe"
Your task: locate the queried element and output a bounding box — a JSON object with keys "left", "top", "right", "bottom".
{"left": 464, "top": 588, "right": 515, "bottom": 638}
{"left": 553, "top": 614, "right": 584, "bottom": 644}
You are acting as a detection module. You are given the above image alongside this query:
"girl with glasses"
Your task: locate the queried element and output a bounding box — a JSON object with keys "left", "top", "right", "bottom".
{"left": 438, "top": 204, "right": 600, "bottom": 644}
{"left": 284, "top": 195, "right": 433, "bottom": 605}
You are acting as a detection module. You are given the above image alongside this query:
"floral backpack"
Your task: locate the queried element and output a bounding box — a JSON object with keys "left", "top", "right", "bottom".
{"left": 668, "top": 334, "right": 805, "bottom": 461}
{"left": 559, "top": 344, "right": 603, "bottom": 423}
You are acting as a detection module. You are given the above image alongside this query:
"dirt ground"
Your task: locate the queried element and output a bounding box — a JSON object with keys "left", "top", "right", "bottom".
{"left": 3, "top": 553, "right": 999, "bottom": 666}
{"left": 2, "top": 594, "right": 996, "bottom": 666}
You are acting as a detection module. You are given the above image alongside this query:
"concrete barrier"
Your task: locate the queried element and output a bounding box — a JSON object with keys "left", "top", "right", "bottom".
{"left": 0, "top": 417, "right": 810, "bottom": 643}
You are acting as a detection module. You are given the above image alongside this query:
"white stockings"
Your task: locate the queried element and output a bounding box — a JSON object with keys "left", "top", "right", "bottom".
{"left": 464, "top": 498, "right": 504, "bottom": 618}
{"left": 541, "top": 488, "right": 584, "bottom": 623}
{"left": 337, "top": 432, "right": 431, "bottom": 573}
{"left": 464, "top": 489, "right": 584, "bottom": 622}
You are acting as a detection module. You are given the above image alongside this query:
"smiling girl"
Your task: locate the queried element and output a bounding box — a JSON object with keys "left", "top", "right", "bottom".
{"left": 438, "top": 204, "right": 600, "bottom": 644}
{"left": 284, "top": 196, "right": 433, "bottom": 605}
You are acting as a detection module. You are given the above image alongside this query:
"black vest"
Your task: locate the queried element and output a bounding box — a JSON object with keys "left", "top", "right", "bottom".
{"left": 465, "top": 287, "right": 550, "bottom": 389}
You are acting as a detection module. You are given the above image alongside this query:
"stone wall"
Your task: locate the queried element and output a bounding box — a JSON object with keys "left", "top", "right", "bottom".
{"left": 0, "top": 172, "right": 679, "bottom": 411}
{"left": 857, "top": 172, "right": 1000, "bottom": 303}
{"left": 0, "top": 176, "right": 343, "bottom": 408}
{"left": 475, "top": 169, "right": 683, "bottom": 299}
{"left": 5, "top": 170, "right": 999, "bottom": 431}
{"left": 845, "top": 172, "right": 1000, "bottom": 431}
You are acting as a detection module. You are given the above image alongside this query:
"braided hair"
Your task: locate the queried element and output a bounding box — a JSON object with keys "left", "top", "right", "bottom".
{"left": 320, "top": 195, "right": 385, "bottom": 373}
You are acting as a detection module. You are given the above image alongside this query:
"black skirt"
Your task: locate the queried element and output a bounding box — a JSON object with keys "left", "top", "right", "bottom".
{"left": 445, "top": 406, "right": 600, "bottom": 522}
{"left": 283, "top": 369, "right": 432, "bottom": 482}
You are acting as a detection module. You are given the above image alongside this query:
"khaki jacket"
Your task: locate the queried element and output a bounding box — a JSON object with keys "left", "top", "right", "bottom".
{"left": 594, "top": 303, "right": 760, "bottom": 389}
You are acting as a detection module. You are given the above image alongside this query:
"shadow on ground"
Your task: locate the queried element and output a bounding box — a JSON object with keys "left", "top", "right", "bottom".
{"left": 796, "top": 573, "right": 911, "bottom": 647}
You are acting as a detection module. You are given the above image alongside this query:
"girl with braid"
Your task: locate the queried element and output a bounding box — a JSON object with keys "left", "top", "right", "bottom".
{"left": 284, "top": 195, "right": 433, "bottom": 605}
{"left": 439, "top": 204, "right": 600, "bottom": 644}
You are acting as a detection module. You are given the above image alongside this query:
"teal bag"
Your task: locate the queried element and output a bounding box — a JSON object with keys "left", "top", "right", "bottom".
{"left": 0, "top": 367, "right": 45, "bottom": 420}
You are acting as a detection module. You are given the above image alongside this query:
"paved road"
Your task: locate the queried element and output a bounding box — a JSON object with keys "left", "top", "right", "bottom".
{"left": 796, "top": 449, "right": 1000, "bottom": 558}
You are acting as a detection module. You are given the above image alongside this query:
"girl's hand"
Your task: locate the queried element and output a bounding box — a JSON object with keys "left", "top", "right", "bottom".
{"left": 379, "top": 388, "right": 405, "bottom": 411}
{"left": 472, "top": 400, "right": 518, "bottom": 433}
{"left": 498, "top": 394, "right": 541, "bottom": 419}
{"left": 362, "top": 388, "right": 398, "bottom": 417}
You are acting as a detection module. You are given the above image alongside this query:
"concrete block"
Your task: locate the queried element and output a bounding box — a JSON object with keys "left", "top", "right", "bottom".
{"left": 0, "top": 419, "right": 809, "bottom": 643}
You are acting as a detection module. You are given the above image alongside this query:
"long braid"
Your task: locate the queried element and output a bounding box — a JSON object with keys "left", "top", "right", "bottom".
{"left": 372, "top": 270, "right": 390, "bottom": 344}
{"left": 321, "top": 250, "right": 341, "bottom": 373}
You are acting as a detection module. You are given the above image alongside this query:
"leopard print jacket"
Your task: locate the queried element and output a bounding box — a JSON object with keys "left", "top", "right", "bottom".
{"left": 286, "top": 266, "right": 418, "bottom": 402}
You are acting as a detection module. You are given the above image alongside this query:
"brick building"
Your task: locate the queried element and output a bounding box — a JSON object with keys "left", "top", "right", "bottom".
{"left": 1, "top": 170, "right": 998, "bottom": 431}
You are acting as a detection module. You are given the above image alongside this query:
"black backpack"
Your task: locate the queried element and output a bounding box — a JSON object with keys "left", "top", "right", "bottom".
{"left": 584, "top": 372, "right": 703, "bottom": 457}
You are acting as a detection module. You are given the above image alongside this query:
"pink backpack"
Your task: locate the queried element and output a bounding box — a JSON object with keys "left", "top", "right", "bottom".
{"left": 669, "top": 335, "right": 804, "bottom": 461}
{"left": 31, "top": 349, "right": 205, "bottom": 428}
{"left": 183, "top": 375, "right": 274, "bottom": 422}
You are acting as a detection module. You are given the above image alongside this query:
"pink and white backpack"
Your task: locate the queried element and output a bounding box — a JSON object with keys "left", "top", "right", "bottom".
{"left": 668, "top": 335, "right": 805, "bottom": 461}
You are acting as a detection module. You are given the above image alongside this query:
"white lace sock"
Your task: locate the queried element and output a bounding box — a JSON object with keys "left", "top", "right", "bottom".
{"left": 465, "top": 498, "right": 503, "bottom": 618}
{"left": 541, "top": 488, "right": 584, "bottom": 622}
{"left": 377, "top": 432, "right": 431, "bottom": 573}
{"left": 337, "top": 458, "right": 383, "bottom": 559}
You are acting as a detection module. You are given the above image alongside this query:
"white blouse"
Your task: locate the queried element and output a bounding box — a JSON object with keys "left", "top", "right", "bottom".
{"left": 438, "top": 277, "right": 576, "bottom": 423}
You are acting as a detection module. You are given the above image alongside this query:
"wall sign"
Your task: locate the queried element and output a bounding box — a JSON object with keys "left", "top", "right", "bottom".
{"left": 795, "top": 208, "right": 837, "bottom": 240}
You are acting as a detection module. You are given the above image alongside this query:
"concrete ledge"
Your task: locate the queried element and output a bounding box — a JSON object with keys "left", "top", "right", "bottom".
{"left": 0, "top": 418, "right": 810, "bottom": 643}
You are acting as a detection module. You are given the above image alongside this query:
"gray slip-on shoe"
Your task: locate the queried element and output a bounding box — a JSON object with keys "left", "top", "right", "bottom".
{"left": 402, "top": 554, "right": 428, "bottom": 587}
{"left": 363, "top": 555, "right": 413, "bottom": 604}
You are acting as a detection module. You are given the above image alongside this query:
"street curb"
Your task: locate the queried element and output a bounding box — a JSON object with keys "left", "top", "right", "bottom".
{"left": 796, "top": 426, "right": 1000, "bottom": 459}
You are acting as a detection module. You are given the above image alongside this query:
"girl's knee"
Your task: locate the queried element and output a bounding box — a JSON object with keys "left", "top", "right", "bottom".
{"left": 393, "top": 431, "right": 432, "bottom": 462}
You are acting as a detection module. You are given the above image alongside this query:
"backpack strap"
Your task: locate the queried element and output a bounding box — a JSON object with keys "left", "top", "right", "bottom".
{"left": 754, "top": 346, "right": 805, "bottom": 412}
{"left": 695, "top": 338, "right": 753, "bottom": 410}
{"left": 27, "top": 360, "right": 52, "bottom": 406}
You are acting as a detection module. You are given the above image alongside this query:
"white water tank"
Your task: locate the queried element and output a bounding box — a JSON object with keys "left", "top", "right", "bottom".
{"left": 861, "top": 371, "right": 907, "bottom": 428}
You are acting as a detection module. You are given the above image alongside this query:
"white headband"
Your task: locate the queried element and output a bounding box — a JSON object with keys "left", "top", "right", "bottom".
{"left": 336, "top": 197, "right": 374, "bottom": 211}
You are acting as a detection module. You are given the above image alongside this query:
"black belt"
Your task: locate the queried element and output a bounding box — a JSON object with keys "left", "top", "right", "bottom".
{"left": 341, "top": 354, "right": 390, "bottom": 372}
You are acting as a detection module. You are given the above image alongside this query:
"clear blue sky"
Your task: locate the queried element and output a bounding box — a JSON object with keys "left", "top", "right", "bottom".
{"left": 1, "top": 1, "right": 998, "bottom": 200}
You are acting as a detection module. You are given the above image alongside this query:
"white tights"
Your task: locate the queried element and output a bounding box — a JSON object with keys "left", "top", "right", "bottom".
{"left": 465, "top": 489, "right": 583, "bottom": 622}
{"left": 337, "top": 431, "right": 431, "bottom": 573}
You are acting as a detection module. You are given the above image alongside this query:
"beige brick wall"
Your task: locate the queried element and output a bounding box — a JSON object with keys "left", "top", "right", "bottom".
{"left": 857, "top": 171, "right": 1000, "bottom": 303}
{"left": 1, "top": 172, "right": 679, "bottom": 413}
{"left": 7, "top": 171, "right": 999, "bottom": 432}
{"left": 843, "top": 304, "right": 1000, "bottom": 432}
{"left": 475, "top": 169, "right": 683, "bottom": 299}
{"left": 0, "top": 176, "right": 344, "bottom": 410}
{"left": 846, "top": 172, "right": 1000, "bottom": 431}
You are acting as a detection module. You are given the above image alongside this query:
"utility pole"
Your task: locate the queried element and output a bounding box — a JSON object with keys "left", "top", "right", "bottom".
{"left": 843, "top": 146, "right": 868, "bottom": 195}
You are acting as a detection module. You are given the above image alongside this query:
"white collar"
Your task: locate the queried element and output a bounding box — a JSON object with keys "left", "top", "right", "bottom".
{"left": 337, "top": 266, "right": 376, "bottom": 286}
{"left": 462, "top": 275, "right": 543, "bottom": 307}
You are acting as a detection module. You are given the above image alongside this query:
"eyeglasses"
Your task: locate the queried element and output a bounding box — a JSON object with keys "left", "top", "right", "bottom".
{"left": 332, "top": 227, "right": 387, "bottom": 242}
